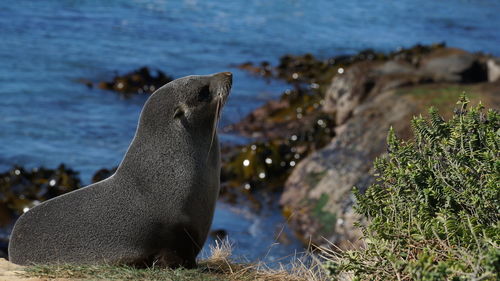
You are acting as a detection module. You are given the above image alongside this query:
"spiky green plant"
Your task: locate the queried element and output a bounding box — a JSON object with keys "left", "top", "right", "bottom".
{"left": 325, "top": 95, "right": 499, "bottom": 280}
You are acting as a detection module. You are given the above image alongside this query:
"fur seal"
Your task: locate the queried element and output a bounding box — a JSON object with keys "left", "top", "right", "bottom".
{"left": 8, "top": 72, "right": 232, "bottom": 268}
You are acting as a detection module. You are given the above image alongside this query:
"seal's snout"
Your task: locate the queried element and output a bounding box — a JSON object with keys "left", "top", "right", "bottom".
{"left": 213, "top": 72, "right": 232, "bottom": 87}
{"left": 211, "top": 72, "right": 232, "bottom": 102}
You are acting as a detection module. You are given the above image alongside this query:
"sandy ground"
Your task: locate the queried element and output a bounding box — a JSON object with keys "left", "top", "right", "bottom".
{"left": 0, "top": 259, "right": 51, "bottom": 281}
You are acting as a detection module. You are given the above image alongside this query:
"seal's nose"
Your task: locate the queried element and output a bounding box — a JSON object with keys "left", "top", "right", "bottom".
{"left": 211, "top": 72, "right": 232, "bottom": 101}
{"left": 212, "top": 72, "right": 232, "bottom": 89}
{"left": 214, "top": 72, "right": 232, "bottom": 78}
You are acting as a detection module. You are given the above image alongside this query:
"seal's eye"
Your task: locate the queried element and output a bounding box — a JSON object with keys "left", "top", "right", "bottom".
{"left": 198, "top": 86, "right": 211, "bottom": 102}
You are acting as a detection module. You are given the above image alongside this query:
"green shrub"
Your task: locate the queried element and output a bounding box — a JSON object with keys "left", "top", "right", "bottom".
{"left": 326, "top": 95, "right": 499, "bottom": 280}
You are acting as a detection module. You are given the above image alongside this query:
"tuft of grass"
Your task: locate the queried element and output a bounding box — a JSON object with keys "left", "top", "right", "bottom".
{"left": 24, "top": 239, "right": 330, "bottom": 281}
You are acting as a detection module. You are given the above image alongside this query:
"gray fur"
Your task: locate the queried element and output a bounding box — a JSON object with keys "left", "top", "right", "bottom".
{"left": 8, "top": 72, "right": 232, "bottom": 268}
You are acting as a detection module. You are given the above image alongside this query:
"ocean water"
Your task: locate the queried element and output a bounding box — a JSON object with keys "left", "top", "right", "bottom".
{"left": 1, "top": 0, "right": 499, "bottom": 262}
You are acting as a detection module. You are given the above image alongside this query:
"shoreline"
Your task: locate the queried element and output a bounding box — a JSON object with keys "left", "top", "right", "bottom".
{"left": 1, "top": 43, "right": 500, "bottom": 261}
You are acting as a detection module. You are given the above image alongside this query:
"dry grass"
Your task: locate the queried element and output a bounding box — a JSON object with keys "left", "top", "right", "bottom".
{"left": 24, "top": 240, "right": 331, "bottom": 281}
{"left": 199, "top": 239, "right": 330, "bottom": 281}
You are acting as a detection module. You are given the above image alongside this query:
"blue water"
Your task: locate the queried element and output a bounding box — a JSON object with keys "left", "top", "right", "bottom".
{"left": 1, "top": 0, "right": 499, "bottom": 262}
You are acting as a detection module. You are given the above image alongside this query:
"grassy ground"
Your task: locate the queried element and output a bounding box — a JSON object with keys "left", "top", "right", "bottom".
{"left": 22, "top": 241, "right": 329, "bottom": 281}
{"left": 396, "top": 82, "right": 500, "bottom": 119}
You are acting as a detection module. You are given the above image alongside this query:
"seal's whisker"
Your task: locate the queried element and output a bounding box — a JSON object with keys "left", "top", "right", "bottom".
{"left": 207, "top": 96, "right": 221, "bottom": 160}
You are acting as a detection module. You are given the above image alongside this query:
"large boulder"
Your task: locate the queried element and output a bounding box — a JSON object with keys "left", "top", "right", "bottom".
{"left": 323, "top": 60, "right": 424, "bottom": 126}
{"left": 280, "top": 90, "right": 416, "bottom": 248}
{"left": 419, "top": 48, "right": 488, "bottom": 83}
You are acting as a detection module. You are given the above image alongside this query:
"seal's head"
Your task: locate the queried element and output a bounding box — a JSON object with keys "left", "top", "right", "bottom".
{"left": 137, "top": 72, "right": 232, "bottom": 151}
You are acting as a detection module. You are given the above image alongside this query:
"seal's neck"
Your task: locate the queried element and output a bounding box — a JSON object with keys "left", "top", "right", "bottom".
{"left": 114, "top": 127, "right": 220, "bottom": 193}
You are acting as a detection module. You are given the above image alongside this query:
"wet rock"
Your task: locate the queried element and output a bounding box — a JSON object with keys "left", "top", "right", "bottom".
{"left": 0, "top": 164, "right": 82, "bottom": 256}
{"left": 275, "top": 53, "right": 334, "bottom": 85}
{"left": 221, "top": 111, "right": 335, "bottom": 197}
{"left": 388, "top": 42, "right": 446, "bottom": 65}
{"left": 237, "top": 44, "right": 447, "bottom": 91}
{"left": 227, "top": 87, "right": 329, "bottom": 140}
{"left": 487, "top": 58, "right": 500, "bottom": 82}
{"left": 98, "top": 67, "right": 173, "bottom": 95}
{"left": 0, "top": 165, "right": 81, "bottom": 216}
{"left": 91, "top": 167, "right": 117, "bottom": 183}
{"left": 236, "top": 61, "right": 273, "bottom": 77}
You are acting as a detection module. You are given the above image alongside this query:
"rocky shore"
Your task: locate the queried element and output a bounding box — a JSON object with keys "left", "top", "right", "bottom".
{"left": 229, "top": 43, "right": 500, "bottom": 248}
{"left": 1, "top": 44, "right": 499, "bottom": 259}
{"left": 79, "top": 66, "right": 173, "bottom": 96}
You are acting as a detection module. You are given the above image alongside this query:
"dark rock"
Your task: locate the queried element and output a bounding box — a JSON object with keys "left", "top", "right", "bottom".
{"left": 0, "top": 164, "right": 82, "bottom": 256}
{"left": 236, "top": 61, "right": 273, "bottom": 77}
{"left": 227, "top": 87, "right": 329, "bottom": 140}
{"left": 388, "top": 42, "right": 446, "bottom": 65}
{"left": 221, "top": 109, "right": 335, "bottom": 197}
{"left": 98, "top": 67, "right": 173, "bottom": 95}
{"left": 92, "top": 167, "right": 117, "bottom": 183}
{"left": 0, "top": 164, "right": 81, "bottom": 216}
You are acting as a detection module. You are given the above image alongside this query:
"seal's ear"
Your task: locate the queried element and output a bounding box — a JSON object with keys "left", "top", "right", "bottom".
{"left": 173, "top": 105, "right": 184, "bottom": 119}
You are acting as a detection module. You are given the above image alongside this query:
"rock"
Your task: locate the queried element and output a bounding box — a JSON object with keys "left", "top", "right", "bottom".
{"left": 281, "top": 78, "right": 500, "bottom": 249}
{"left": 237, "top": 44, "right": 447, "bottom": 91}
{"left": 0, "top": 165, "right": 81, "bottom": 216}
{"left": 226, "top": 87, "right": 329, "bottom": 140}
{"left": 236, "top": 61, "right": 273, "bottom": 77}
{"left": 487, "top": 58, "right": 500, "bottom": 82}
{"left": 388, "top": 42, "right": 446, "bottom": 65}
{"left": 323, "top": 62, "right": 378, "bottom": 125}
{"left": 324, "top": 47, "right": 491, "bottom": 126}
{"left": 0, "top": 165, "right": 81, "bottom": 255}
{"left": 276, "top": 53, "right": 333, "bottom": 84}
{"left": 281, "top": 90, "right": 417, "bottom": 248}
{"left": 374, "top": 60, "right": 416, "bottom": 75}
{"left": 419, "top": 48, "right": 488, "bottom": 83}
{"left": 91, "top": 167, "right": 117, "bottom": 183}
{"left": 221, "top": 108, "right": 335, "bottom": 198}
{"left": 98, "top": 67, "right": 173, "bottom": 95}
